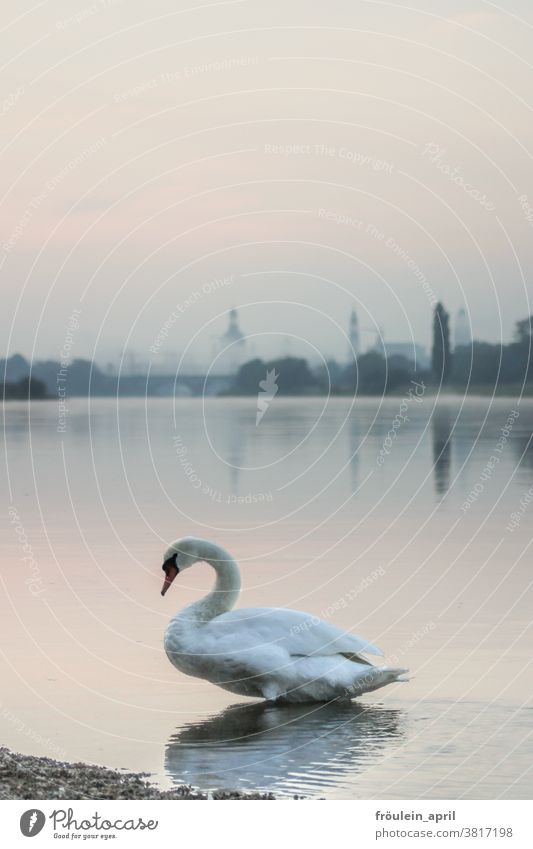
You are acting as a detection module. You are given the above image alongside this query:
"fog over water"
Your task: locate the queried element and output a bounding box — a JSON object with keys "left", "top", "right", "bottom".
{"left": 2, "top": 1, "right": 533, "bottom": 369}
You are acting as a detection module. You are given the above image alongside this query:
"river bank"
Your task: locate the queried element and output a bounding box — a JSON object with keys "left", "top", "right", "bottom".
{"left": 0, "top": 747, "right": 274, "bottom": 800}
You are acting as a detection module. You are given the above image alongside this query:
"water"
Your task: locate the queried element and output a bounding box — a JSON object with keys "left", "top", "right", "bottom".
{"left": 1, "top": 395, "right": 532, "bottom": 798}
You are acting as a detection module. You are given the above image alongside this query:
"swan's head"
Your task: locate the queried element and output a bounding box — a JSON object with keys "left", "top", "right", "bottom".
{"left": 160, "top": 536, "right": 208, "bottom": 596}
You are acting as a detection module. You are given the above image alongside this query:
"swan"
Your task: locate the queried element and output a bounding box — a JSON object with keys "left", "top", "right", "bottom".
{"left": 160, "top": 537, "right": 408, "bottom": 703}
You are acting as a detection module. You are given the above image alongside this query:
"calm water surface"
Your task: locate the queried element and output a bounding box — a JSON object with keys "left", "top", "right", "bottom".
{"left": 1, "top": 396, "right": 532, "bottom": 798}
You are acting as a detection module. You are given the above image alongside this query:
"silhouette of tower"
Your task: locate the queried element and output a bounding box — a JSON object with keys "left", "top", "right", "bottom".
{"left": 348, "top": 309, "right": 360, "bottom": 360}
{"left": 454, "top": 307, "right": 471, "bottom": 349}
{"left": 219, "top": 308, "right": 247, "bottom": 373}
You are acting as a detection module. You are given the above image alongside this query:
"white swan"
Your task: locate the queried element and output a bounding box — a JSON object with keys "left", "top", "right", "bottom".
{"left": 161, "top": 537, "right": 408, "bottom": 703}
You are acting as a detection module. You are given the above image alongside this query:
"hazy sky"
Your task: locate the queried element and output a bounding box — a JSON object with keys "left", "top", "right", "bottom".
{"left": 2, "top": 0, "right": 533, "bottom": 368}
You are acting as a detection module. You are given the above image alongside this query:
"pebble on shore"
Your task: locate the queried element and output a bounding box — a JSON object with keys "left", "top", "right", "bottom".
{"left": 0, "top": 747, "right": 275, "bottom": 800}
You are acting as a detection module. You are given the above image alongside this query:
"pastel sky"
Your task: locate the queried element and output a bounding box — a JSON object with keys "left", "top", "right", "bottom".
{"left": 2, "top": 0, "right": 533, "bottom": 368}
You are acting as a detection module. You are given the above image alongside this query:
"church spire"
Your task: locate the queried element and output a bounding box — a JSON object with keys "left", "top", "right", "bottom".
{"left": 348, "top": 308, "right": 360, "bottom": 359}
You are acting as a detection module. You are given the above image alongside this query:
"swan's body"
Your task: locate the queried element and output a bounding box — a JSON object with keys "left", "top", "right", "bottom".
{"left": 161, "top": 537, "right": 408, "bottom": 703}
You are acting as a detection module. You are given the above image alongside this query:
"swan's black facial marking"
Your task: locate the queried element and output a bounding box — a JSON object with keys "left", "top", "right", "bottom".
{"left": 162, "top": 552, "right": 179, "bottom": 574}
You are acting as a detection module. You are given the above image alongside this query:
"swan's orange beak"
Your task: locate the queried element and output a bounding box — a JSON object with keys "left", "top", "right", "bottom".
{"left": 161, "top": 564, "right": 179, "bottom": 596}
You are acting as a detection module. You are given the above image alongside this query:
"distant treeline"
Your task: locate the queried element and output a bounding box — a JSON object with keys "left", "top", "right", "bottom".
{"left": 3, "top": 376, "right": 48, "bottom": 400}
{"left": 1, "top": 354, "right": 111, "bottom": 398}
{"left": 230, "top": 311, "right": 533, "bottom": 395}
{"left": 0, "top": 355, "right": 230, "bottom": 398}
{"left": 2, "top": 312, "right": 533, "bottom": 398}
{"left": 431, "top": 306, "right": 533, "bottom": 390}
{"left": 231, "top": 353, "right": 426, "bottom": 395}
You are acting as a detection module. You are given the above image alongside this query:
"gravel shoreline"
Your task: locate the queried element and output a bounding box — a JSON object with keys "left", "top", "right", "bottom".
{"left": 0, "top": 747, "right": 275, "bottom": 800}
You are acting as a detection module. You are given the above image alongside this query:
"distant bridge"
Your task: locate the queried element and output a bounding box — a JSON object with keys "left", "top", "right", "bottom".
{"left": 117, "top": 373, "right": 234, "bottom": 397}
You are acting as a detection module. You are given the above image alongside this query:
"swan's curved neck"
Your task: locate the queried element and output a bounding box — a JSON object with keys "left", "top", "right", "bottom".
{"left": 185, "top": 545, "right": 241, "bottom": 622}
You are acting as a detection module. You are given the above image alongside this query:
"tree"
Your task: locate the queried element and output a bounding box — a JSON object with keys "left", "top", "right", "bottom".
{"left": 314, "top": 359, "right": 345, "bottom": 392}
{"left": 268, "top": 357, "right": 317, "bottom": 395}
{"left": 3, "top": 376, "right": 48, "bottom": 399}
{"left": 514, "top": 315, "right": 533, "bottom": 346}
{"left": 342, "top": 351, "right": 386, "bottom": 394}
{"left": 233, "top": 357, "right": 318, "bottom": 395}
{"left": 232, "top": 359, "right": 265, "bottom": 394}
{"left": 432, "top": 302, "right": 451, "bottom": 384}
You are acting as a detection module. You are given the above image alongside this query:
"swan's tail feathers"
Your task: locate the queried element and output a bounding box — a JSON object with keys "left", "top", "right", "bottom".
{"left": 347, "top": 666, "right": 409, "bottom": 698}
{"left": 395, "top": 669, "right": 410, "bottom": 683}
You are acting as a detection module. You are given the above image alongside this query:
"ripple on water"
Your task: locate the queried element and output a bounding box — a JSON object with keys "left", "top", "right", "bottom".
{"left": 164, "top": 699, "right": 533, "bottom": 799}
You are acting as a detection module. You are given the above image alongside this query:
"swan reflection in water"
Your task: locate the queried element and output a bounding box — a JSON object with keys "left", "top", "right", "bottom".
{"left": 165, "top": 700, "right": 404, "bottom": 797}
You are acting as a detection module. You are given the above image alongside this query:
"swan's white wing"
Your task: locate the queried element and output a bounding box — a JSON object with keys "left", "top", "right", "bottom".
{"left": 209, "top": 607, "right": 384, "bottom": 658}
